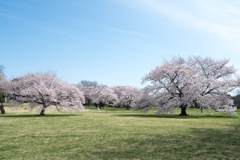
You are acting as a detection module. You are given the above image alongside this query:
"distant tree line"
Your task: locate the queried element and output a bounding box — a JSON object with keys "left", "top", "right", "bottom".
{"left": 1, "top": 56, "right": 240, "bottom": 116}
{"left": 77, "top": 80, "right": 143, "bottom": 110}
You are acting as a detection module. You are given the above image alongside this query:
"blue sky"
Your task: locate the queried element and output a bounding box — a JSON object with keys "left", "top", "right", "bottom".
{"left": 1, "top": 0, "right": 240, "bottom": 88}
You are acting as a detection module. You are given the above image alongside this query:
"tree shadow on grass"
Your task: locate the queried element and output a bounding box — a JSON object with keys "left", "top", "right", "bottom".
{"left": 0, "top": 114, "right": 83, "bottom": 118}
{"left": 114, "top": 114, "right": 238, "bottom": 119}
{"left": 227, "top": 125, "right": 240, "bottom": 131}
{"left": 86, "top": 127, "right": 240, "bottom": 160}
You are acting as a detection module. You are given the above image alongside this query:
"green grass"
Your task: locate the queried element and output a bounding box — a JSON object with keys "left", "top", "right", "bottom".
{"left": 0, "top": 107, "right": 239, "bottom": 160}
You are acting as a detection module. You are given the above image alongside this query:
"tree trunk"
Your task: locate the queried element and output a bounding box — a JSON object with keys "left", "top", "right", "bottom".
{"left": 0, "top": 104, "right": 5, "bottom": 114}
{"left": 0, "top": 95, "right": 5, "bottom": 114}
{"left": 40, "top": 109, "right": 45, "bottom": 116}
{"left": 105, "top": 105, "right": 109, "bottom": 113}
{"left": 180, "top": 106, "right": 188, "bottom": 116}
{"left": 40, "top": 105, "right": 47, "bottom": 116}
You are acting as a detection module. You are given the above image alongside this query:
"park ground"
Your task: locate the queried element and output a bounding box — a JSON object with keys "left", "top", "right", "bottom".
{"left": 0, "top": 107, "right": 239, "bottom": 160}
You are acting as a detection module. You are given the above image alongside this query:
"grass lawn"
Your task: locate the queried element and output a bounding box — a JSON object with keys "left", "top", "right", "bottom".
{"left": 0, "top": 107, "right": 239, "bottom": 160}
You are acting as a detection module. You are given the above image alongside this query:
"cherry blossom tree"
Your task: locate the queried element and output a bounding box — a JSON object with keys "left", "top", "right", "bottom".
{"left": 132, "top": 91, "right": 155, "bottom": 112}
{"left": 99, "top": 88, "right": 118, "bottom": 109}
{"left": 7, "top": 72, "right": 85, "bottom": 115}
{"left": 113, "top": 86, "right": 143, "bottom": 110}
{"left": 88, "top": 85, "right": 118, "bottom": 109}
{"left": 88, "top": 85, "right": 106, "bottom": 108}
{"left": 0, "top": 66, "right": 6, "bottom": 114}
{"left": 0, "top": 77, "right": 6, "bottom": 114}
{"left": 137, "top": 56, "right": 239, "bottom": 115}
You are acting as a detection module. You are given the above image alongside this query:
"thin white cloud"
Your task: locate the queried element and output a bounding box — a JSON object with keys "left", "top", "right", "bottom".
{"left": 0, "top": 12, "right": 78, "bottom": 38}
{"left": 117, "top": 0, "right": 240, "bottom": 64}
{"left": 0, "top": 12, "right": 28, "bottom": 22}
{"left": 114, "top": 0, "right": 240, "bottom": 72}
{"left": 103, "top": 26, "right": 149, "bottom": 38}
{"left": 134, "top": 0, "right": 240, "bottom": 40}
